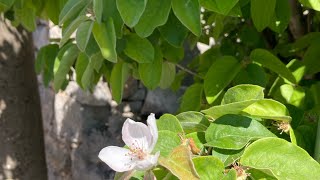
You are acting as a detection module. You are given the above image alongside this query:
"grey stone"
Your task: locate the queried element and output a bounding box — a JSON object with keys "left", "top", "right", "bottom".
{"left": 141, "top": 88, "right": 185, "bottom": 115}
{"left": 128, "top": 88, "right": 146, "bottom": 101}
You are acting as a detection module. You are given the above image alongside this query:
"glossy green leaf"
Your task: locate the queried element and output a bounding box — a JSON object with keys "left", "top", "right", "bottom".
{"left": 93, "top": 0, "right": 103, "bottom": 23}
{"left": 202, "top": 100, "right": 258, "bottom": 119}
{"left": 157, "top": 114, "right": 184, "bottom": 133}
{"left": 268, "top": 0, "right": 290, "bottom": 33}
{"left": 81, "top": 61, "right": 95, "bottom": 90}
{"left": 205, "top": 115, "right": 276, "bottom": 150}
{"left": 161, "top": 42, "right": 184, "bottom": 63}
{"left": 192, "top": 156, "right": 224, "bottom": 179}
{"left": 204, "top": 56, "right": 242, "bottom": 104}
{"left": 250, "top": 49, "right": 296, "bottom": 84}
{"left": 234, "top": 64, "right": 267, "bottom": 88}
{"left": 60, "top": 15, "right": 88, "bottom": 47}
{"left": 159, "top": 12, "right": 189, "bottom": 47}
{"left": 92, "top": 19, "right": 117, "bottom": 63}
{"left": 110, "top": 62, "right": 130, "bottom": 103}
{"left": 159, "top": 62, "right": 176, "bottom": 89}
{"left": 138, "top": 46, "right": 162, "bottom": 89}
{"left": 221, "top": 84, "right": 264, "bottom": 104}
{"left": 159, "top": 145, "right": 200, "bottom": 179}
{"left": 172, "top": 0, "right": 201, "bottom": 36}
{"left": 185, "top": 132, "right": 206, "bottom": 150}
{"left": 35, "top": 44, "right": 59, "bottom": 87}
{"left": 299, "top": 0, "right": 320, "bottom": 11}
{"left": 14, "top": 3, "right": 36, "bottom": 31}
{"left": 153, "top": 130, "right": 181, "bottom": 157}
{"left": 242, "top": 99, "right": 292, "bottom": 122}
{"left": 222, "top": 169, "right": 237, "bottom": 180}
{"left": 200, "top": 0, "right": 239, "bottom": 15}
{"left": 76, "top": 21, "right": 93, "bottom": 52}
{"left": 75, "top": 52, "right": 89, "bottom": 88}
{"left": 304, "top": 40, "right": 320, "bottom": 75}
{"left": 54, "top": 44, "right": 80, "bottom": 91}
{"left": 211, "top": 148, "right": 244, "bottom": 166}
{"left": 180, "top": 84, "right": 203, "bottom": 112}
{"left": 116, "top": 0, "right": 147, "bottom": 27}
{"left": 59, "top": 0, "right": 87, "bottom": 25}
{"left": 44, "top": 0, "right": 61, "bottom": 24}
{"left": 278, "top": 84, "right": 306, "bottom": 108}
{"left": 0, "top": 0, "right": 14, "bottom": 12}
{"left": 124, "top": 34, "right": 154, "bottom": 63}
{"left": 135, "top": 0, "right": 171, "bottom": 37}
{"left": 241, "top": 137, "right": 320, "bottom": 179}
{"left": 102, "top": 0, "right": 124, "bottom": 38}
{"left": 176, "top": 111, "right": 210, "bottom": 134}
{"left": 251, "top": 0, "right": 276, "bottom": 31}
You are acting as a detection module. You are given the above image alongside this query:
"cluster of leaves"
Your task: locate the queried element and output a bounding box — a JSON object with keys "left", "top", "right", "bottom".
{"left": 2, "top": 0, "right": 320, "bottom": 179}
{"left": 116, "top": 85, "right": 320, "bottom": 179}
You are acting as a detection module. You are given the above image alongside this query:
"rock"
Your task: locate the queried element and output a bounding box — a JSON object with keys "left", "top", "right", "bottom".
{"left": 141, "top": 88, "right": 185, "bottom": 115}
{"left": 128, "top": 88, "right": 146, "bottom": 101}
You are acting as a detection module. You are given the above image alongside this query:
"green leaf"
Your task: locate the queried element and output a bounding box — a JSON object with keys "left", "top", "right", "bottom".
{"left": 250, "top": 49, "right": 296, "bottom": 84}
{"left": 201, "top": 100, "right": 259, "bottom": 119}
{"left": 159, "top": 12, "right": 189, "bottom": 47}
{"left": 54, "top": 44, "right": 80, "bottom": 91}
{"left": 303, "top": 40, "right": 320, "bottom": 75}
{"left": 221, "top": 84, "right": 264, "bottom": 104}
{"left": 222, "top": 169, "right": 237, "bottom": 180}
{"left": 110, "top": 62, "right": 130, "bottom": 103}
{"left": 0, "top": 0, "right": 14, "bottom": 12}
{"left": 212, "top": 148, "right": 244, "bottom": 166}
{"left": 192, "top": 156, "right": 224, "bottom": 179}
{"left": 92, "top": 19, "right": 117, "bottom": 63}
{"left": 59, "top": 0, "right": 87, "bottom": 25}
{"left": 160, "top": 42, "right": 184, "bottom": 63}
{"left": 44, "top": 0, "right": 60, "bottom": 24}
{"left": 176, "top": 111, "right": 210, "bottom": 134}
{"left": 93, "top": 0, "right": 103, "bottom": 23}
{"left": 102, "top": 0, "right": 124, "bottom": 38}
{"left": 124, "top": 34, "right": 154, "bottom": 63}
{"left": 205, "top": 114, "right": 276, "bottom": 150}
{"left": 157, "top": 114, "right": 184, "bottom": 133}
{"left": 299, "top": 0, "right": 320, "bottom": 11}
{"left": 251, "top": 0, "right": 276, "bottom": 31}
{"left": 277, "top": 84, "right": 306, "bottom": 108}
{"left": 81, "top": 61, "right": 95, "bottom": 90}
{"left": 242, "top": 99, "right": 292, "bottom": 122}
{"left": 116, "top": 0, "right": 147, "bottom": 27}
{"left": 159, "top": 62, "right": 176, "bottom": 89}
{"left": 172, "top": 0, "right": 201, "bottom": 36}
{"left": 135, "top": 0, "right": 171, "bottom": 37}
{"left": 234, "top": 64, "right": 267, "bottom": 87}
{"left": 268, "top": 0, "right": 290, "bottom": 33}
{"left": 35, "top": 44, "right": 60, "bottom": 87}
{"left": 179, "top": 84, "right": 203, "bottom": 112}
{"left": 14, "top": 3, "right": 36, "bottom": 31}
{"left": 60, "top": 15, "right": 89, "bottom": 47}
{"left": 204, "top": 56, "right": 242, "bottom": 104}
{"left": 153, "top": 130, "right": 181, "bottom": 157}
{"left": 75, "top": 52, "right": 89, "bottom": 88}
{"left": 138, "top": 46, "right": 163, "bottom": 89}
{"left": 159, "top": 145, "right": 200, "bottom": 179}
{"left": 76, "top": 20, "right": 94, "bottom": 52}
{"left": 240, "top": 137, "right": 320, "bottom": 179}
{"left": 185, "top": 132, "right": 206, "bottom": 150}
{"left": 200, "top": 0, "right": 239, "bottom": 15}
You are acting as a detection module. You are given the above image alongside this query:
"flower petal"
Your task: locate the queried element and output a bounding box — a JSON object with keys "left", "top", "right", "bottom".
{"left": 98, "top": 146, "right": 136, "bottom": 172}
{"left": 134, "top": 151, "right": 160, "bottom": 171}
{"left": 147, "top": 113, "right": 158, "bottom": 152}
{"left": 122, "top": 118, "right": 153, "bottom": 151}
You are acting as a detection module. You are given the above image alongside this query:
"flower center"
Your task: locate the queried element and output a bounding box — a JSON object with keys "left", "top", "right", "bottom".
{"left": 127, "top": 140, "right": 147, "bottom": 160}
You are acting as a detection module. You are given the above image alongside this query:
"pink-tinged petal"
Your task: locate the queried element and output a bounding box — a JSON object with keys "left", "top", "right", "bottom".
{"left": 134, "top": 151, "right": 160, "bottom": 171}
{"left": 147, "top": 113, "right": 158, "bottom": 152}
{"left": 122, "top": 119, "right": 153, "bottom": 150}
{"left": 98, "top": 146, "right": 136, "bottom": 172}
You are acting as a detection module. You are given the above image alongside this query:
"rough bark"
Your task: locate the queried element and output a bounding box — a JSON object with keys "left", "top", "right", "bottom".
{"left": 289, "top": 0, "right": 306, "bottom": 40}
{"left": 0, "top": 17, "right": 47, "bottom": 179}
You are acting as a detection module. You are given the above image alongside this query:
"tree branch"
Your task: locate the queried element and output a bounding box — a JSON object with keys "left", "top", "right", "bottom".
{"left": 289, "top": 0, "right": 306, "bottom": 40}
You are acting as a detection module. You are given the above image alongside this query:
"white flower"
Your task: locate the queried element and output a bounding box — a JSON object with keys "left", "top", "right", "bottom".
{"left": 98, "top": 113, "right": 160, "bottom": 172}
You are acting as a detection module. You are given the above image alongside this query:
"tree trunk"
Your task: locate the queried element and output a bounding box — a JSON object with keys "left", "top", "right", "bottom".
{"left": 0, "top": 18, "right": 47, "bottom": 179}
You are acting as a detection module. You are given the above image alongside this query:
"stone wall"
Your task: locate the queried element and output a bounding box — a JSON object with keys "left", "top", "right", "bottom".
{"left": 33, "top": 20, "right": 200, "bottom": 180}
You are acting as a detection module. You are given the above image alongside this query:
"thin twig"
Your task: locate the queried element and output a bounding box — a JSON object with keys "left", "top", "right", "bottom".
{"left": 175, "top": 63, "right": 204, "bottom": 79}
